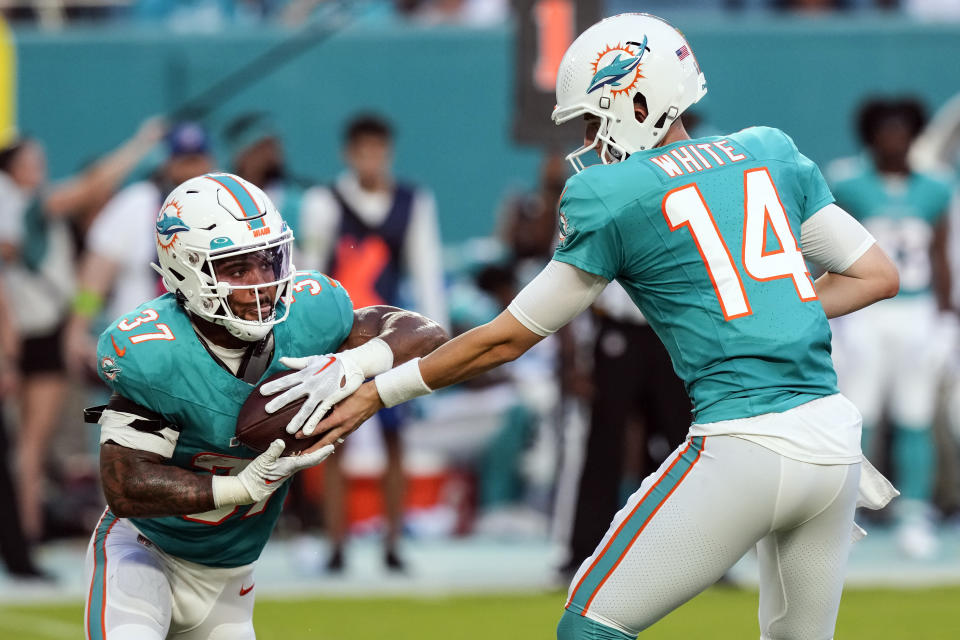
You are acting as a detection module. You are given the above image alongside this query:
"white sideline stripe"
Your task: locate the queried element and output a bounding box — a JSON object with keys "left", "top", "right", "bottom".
{"left": 0, "top": 611, "right": 84, "bottom": 638}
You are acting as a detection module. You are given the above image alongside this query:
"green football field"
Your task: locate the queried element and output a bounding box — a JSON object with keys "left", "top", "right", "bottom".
{"left": 3, "top": 586, "right": 957, "bottom": 639}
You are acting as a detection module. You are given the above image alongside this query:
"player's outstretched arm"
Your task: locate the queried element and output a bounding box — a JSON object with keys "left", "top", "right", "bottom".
{"left": 305, "top": 261, "right": 608, "bottom": 449}
{"left": 261, "top": 305, "right": 447, "bottom": 436}
{"left": 308, "top": 311, "right": 547, "bottom": 449}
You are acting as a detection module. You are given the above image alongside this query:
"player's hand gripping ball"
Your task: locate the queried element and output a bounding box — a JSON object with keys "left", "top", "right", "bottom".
{"left": 236, "top": 371, "right": 322, "bottom": 455}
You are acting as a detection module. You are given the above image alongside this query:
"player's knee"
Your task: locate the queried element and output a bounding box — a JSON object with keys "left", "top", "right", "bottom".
{"left": 557, "top": 609, "right": 635, "bottom": 640}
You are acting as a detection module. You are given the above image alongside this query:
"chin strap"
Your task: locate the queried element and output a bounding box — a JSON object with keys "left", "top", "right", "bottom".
{"left": 238, "top": 334, "right": 275, "bottom": 383}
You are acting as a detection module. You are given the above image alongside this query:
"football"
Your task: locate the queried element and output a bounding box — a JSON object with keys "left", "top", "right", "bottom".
{"left": 236, "top": 371, "right": 321, "bottom": 455}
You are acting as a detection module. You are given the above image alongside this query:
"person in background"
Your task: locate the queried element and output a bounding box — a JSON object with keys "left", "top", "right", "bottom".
{"left": 0, "top": 118, "right": 163, "bottom": 543}
{"left": 828, "top": 97, "right": 955, "bottom": 559}
{"left": 0, "top": 272, "right": 45, "bottom": 579}
{"left": 298, "top": 113, "right": 448, "bottom": 572}
{"left": 64, "top": 121, "right": 212, "bottom": 377}
{"left": 223, "top": 111, "right": 309, "bottom": 252}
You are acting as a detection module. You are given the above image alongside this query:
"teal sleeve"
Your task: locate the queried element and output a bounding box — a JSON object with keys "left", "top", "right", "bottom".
{"left": 551, "top": 174, "right": 623, "bottom": 281}
{"left": 327, "top": 276, "right": 355, "bottom": 348}
{"left": 781, "top": 131, "right": 834, "bottom": 221}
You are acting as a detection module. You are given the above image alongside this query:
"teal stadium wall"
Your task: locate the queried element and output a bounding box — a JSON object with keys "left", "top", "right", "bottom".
{"left": 12, "top": 17, "right": 960, "bottom": 243}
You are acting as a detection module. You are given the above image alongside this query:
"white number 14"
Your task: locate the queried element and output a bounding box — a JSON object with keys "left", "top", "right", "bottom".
{"left": 662, "top": 167, "right": 816, "bottom": 321}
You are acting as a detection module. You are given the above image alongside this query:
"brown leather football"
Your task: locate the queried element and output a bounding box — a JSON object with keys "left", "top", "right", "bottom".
{"left": 236, "top": 371, "right": 320, "bottom": 455}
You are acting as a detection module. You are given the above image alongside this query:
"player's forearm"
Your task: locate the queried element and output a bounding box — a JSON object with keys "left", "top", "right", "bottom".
{"left": 814, "top": 243, "right": 899, "bottom": 319}
{"left": 100, "top": 443, "right": 215, "bottom": 518}
{"left": 814, "top": 271, "right": 898, "bottom": 319}
{"left": 418, "top": 311, "right": 540, "bottom": 391}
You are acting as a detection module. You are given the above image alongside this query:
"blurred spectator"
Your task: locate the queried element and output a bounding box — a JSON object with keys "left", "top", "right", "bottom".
{"left": 222, "top": 111, "right": 310, "bottom": 251}
{"left": 904, "top": 0, "right": 960, "bottom": 20}
{"left": 828, "top": 96, "right": 954, "bottom": 559}
{"left": 495, "top": 152, "right": 566, "bottom": 285}
{"left": 0, "top": 273, "right": 45, "bottom": 578}
{"left": 413, "top": 0, "right": 509, "bottom": 25}
{"left": 777, "top": 0, "right": 843, "bottom": 11}
{"left": 0, "top": 120, "right": 163, "bottom": 542}
{"left": 299, "top": 113, "right": 447, "bottom": 572}
{"left": 133, "top": 0, "right": 285, "bottom": 30}
{"left": 63, "top": 121, "right": 211, "bottom": 377}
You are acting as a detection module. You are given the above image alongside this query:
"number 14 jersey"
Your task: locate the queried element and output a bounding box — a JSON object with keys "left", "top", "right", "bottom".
{"left": 554, "top": 127, "right": 839, "bottom": 424}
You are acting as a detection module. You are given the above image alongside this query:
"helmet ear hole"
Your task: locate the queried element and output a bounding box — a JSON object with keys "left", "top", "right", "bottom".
{"left": 633, "top": 93, "right": 649, "bottom": 124}
{"left": 653, "top": 112, "right": 669, "bottom": 129}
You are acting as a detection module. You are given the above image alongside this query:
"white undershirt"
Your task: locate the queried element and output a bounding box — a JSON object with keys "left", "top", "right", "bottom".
{"left": 195, "top": 330, "right": 245, "bottom": 375}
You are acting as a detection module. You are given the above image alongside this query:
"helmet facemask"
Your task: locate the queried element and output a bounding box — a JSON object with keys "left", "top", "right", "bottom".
{"left": 157, "top": 230, "right": 295, "bottom": 342}
{"left": 553, "top": 104, "right": 628, "bottom": 172}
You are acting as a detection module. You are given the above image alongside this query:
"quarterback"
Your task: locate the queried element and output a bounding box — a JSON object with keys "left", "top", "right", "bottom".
{"left": 278, "top": 14, "right": 901, "bottom": 640}
{"left": 83, "top": 173, "right": 445, "bottom": 640}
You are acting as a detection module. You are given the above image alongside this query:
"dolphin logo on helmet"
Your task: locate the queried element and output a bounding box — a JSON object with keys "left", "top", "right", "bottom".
{"left": 586, "top": 35, "right": 647, "bottom": 94}
{"left": 156, "top": 212, "right": 191, "bottom": 239}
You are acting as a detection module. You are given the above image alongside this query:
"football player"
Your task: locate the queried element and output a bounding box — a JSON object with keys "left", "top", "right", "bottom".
{"left": 272, "top": 14, "right": 901, "bottom": 640}
{"left": 828, "top": 98, "right": 954, "bottom": 559}
{"left": 83, "top": 173, "right": 445, "bottom": 640}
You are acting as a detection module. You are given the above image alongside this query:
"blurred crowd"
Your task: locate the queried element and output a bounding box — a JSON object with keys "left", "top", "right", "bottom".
{"left": 1, "top": 89, "right": 960, "bottom": 585}
{"left": 1, "top": 1, "right": 960, "bottom": 584}
{"left": 2, "top": 0, "right": 960, "bottom": 31}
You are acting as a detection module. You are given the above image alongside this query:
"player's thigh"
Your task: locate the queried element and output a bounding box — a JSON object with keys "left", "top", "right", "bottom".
{"left": 84, "top": 512, "right": 172, "bottom": 640}
{"left": 564, "top": 436, "right": 777, "bottom": 637}
{"left": 757, "top": 461, "right": 859, "bottom": 640}
{"left": 167, "top": 561, "right": 256, "bottom": 640}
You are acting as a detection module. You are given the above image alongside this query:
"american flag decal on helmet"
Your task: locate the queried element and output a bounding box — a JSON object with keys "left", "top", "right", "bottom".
{"left": 676, "top": 45, "right": 690, "bottom": 61}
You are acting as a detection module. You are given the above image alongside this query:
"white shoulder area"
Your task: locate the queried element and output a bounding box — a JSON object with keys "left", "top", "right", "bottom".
{"left": 508, "top": 260, "right": 608, "bottom": 336}
{"left": 800, "top": 203, "right": 875, "bottom": 274}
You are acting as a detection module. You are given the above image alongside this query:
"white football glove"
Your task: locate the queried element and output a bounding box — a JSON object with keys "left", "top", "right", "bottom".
{"left": 260, "top": 338, "right": 394, "bottom": 437}
{"left": 212, "top": 439, "right": 335, "bottom": 507}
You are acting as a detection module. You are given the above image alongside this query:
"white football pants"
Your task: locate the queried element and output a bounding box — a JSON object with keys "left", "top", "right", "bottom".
{"left": 565, "top": 435, "right": 860, "bottom": 639}
{"left": 83, "top": 511, "right": 256, "bottom": 640}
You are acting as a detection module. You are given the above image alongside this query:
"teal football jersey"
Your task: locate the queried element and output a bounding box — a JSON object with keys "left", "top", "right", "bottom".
{"left": 554, "top": 127, "right": 839, "bottom": 424}
{"left": 830, "top": 157, "right": 951, "bottom": 296}
{"left": 96, "top": 271, "right": 354, "bottom": 568}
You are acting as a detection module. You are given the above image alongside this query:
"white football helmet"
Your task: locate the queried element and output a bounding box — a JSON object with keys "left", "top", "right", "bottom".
{"left": 152, "top": 173, "right": 295, "bottom": 341}
{"left": 553, "top": 13, "right": 707, "bottom": 171}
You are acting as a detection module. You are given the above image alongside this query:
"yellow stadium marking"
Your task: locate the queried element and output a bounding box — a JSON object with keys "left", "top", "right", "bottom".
{"left": 0, "top": 16, "right": 15, "bottom": 147}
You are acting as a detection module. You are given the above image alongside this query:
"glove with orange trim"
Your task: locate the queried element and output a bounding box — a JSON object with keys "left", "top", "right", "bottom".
{"left": 260, "top": 338, "right": 394, "bottom": 437}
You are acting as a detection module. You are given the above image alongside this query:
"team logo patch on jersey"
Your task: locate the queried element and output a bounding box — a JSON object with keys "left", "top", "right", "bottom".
{"left": 99, "top": 355, "right": 122, "bottom": 381}
{"left": 156, "top": 200, "right": 190, "bottom": 252}
{"left": 587, "top": 35, "right": 647, "bottom": 96}
{"left": 558, "top": 211, "right": 575, "bottom": 245}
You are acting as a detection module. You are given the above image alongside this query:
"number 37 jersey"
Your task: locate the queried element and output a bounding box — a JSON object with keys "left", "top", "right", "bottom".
{"left": 554, "top": 127, "right": 839, "bottom": 424}
{"left": 95, "top": 271, "right": 354, "bottom": 568}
